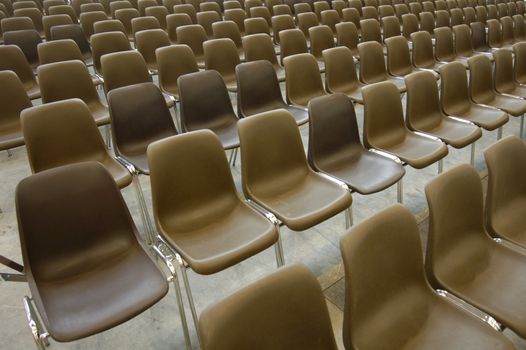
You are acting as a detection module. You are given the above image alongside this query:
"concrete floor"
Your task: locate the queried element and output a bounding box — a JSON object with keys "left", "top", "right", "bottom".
{"left": 1, "top": 88, "right": 526, "bottom": 349}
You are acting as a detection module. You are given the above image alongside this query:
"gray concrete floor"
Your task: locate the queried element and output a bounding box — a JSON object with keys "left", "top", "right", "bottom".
{"left": 1, "top": 85, "right": 526, "bottom": 349}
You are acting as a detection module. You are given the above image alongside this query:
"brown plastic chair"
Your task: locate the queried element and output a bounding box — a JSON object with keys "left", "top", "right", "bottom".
{"left": 242, "top": 33, "right": 285, "bottom": 81}
{"left": 450, "top": 7, "right": 464, "bottom": 26}
{"left": 500, "top": 16, "right": 514, "bottom": 45}
{"left": 513, "top": 42, "right": 526, "bottom": 85}
{"left": 271, "top": 13, "right": 294, "bottom": 44}
{"left": 44, "top": 0, "right": 65, "bottom": 14}
{"left": 385, "top": 35, "right": 427, "bottom": 79}
{"left": 382, "top": 15, "right": 401, "bottom": 40}
{"left": 358, "top": 41, "right": 406, "bottom": 92}
{"left": 493, "top": 48, "right": 526, "bottom": 99}
{"left": 37, "top": 38, "right": 85, "bottom": 65}
{"left": 409, "top": 1, "right": 422, "bottom": 16}
{"left": 293, "top": 2, "right": 311, "bottom": 15}
{"left": 348, "top": 0, "right": 362, "bottom": 15}
{"left": 508, "top": 2, "right": 518, "bottom": 16}
{"left": 50, "top": 23, "right": 93, "bottom": 65}
{"left": 362, "top": 5, "right": 378, "bottom": 19}
{"left": 90, "top": 31, "right": 131, "bottom": 75}
{"left": 488, "top": 4, "right": 499, "bottom": 20}
{"left": 463, "top": 6, "right": 477, "bottom": 24}
{"left": 362, "top": 81, "right": 448, "bottom": 169}
{"left": 109, "top": 0, "right": 132, "bottom": 17}
{"left": 250, "top": 6, "right": 272, "bottom": 29}
{"left": 48, "top": 4, "right": 77, "bottom": 22}
{"left": 14, "top": 8, "right": 45, "bottom": 37}
{"left": 213, "top": 20, "right": 244, "bottom": 59}
{"left": 497, "top": 2, "right": 508, "bottom": 17}
{"left": 244, "top": 16, "right": 270, "bottom": 35}
{"left": 401, "top": 13, "right": 418, "bottom": 39}
{"left": 166, "top": 13, "right": 191, "bottom": 42}
{"left": 21, "top": 99, "right": 131, "bottom": 187}
{"left": 340, "top": 204, "right": 515, "bottom": 350}
{"left": 156, "top": 44, "right": 199, "bottom": 101}
{"left": 1, "top": 17, "right": 36, "bottom": 34}
{"left": 38, "top": 60, "right": 109, "bottom": 127}
{"left": 283, "top": 53, "right": 326, "bottom": 107}
{"left": 238, "top": 108, "right": 353, "bottom": 230}
{"left": 279, "top": 28, "right": 308, "bottom": 65}
{"left": 199, "top": 264, "right": 336, "bottom": 350}
{"left": 422, "top": 1, "right": 435, "bottom": 12}
{"left": 273, "top": 4, "right": 291, "bottom": 15}
{"left": 93, "top": 18, "right": 128, "bottom": 35}
{"left": 80, "top": 2, "right": 106, "bottom": 13}
{"left": 236, "top": 60, "right": 308, "bottom": 124}
{"left": 137, "top": 0, "right": 157, "bottom": 16}
{"left": 360, "top": 18, "right": 382, "bottom": 43}
{"left": 178, "top": 70, "right": 240, "bottom": 149}
{"left": 487, "top": 18, "right": 509, "bottom": 49}
{"left": 297, "top": 11, "right": 318, "bottom": 39}
{"left": 335, "top": 22, "right": 358, "bottom": 56}
{"left": 308, "top": 94, "right": 405, "bottom": 195}
{"left": 44, "top": 14, "right": 74, "bottom": 39}
{"left": 203, "top": 38, "right": 240, "bottom": 92}
{"left": 135, "top": 29, "right": 170, "bottom": 73}
{"left": 378, "top": 4, "right": 394, "bottom": 18}
{"left": 3, "top": 29, "right": 41, "bottom": 68}
{"left": 425, "top": 163, "right": 526, "bottom": 340}
{"left": 196, "top": 10, "right": 220, "bottom": 37}
{"left": 323, "top": 46, "right": 364, "bottom": 103}
{"left": 320, "top": 9, "right": 339, "bottom": 33}
{"left": 513, "top": 14, "right": 526, "bottom": 41}
{"left": 13, "top": 1, "right": 38, "bottom": 11}
{"left": 224, "top": 0, "right": 241, "bottom": 10}
{"left": 224, "top": 8, "right": 246, "bottom": 34}
{"left": 395, "top": 3, "right": 409, "bottom": 19}
{"left": 145, "top": 5, "right": 168, "bottom": 29}
{"left": 470, "top": 21, "right": 492, "bottom": 54}
{"left": 15, "top": 162, "right": 168, "bottom": 348}
{"left": 453, "top": 24, "right": 478, "bottom": 60}
{"left": 200, "top": 1, "right": 221, "bottom": 14}
{"left": 439, "top": 61, "right": 509, "bottom": 135}
{"left": 308, "top": 24, "right": 334, "bottom": 60}
{"left": 70, "top": 0, "right": 93, "bottom": 17}
{"left": 245, "top": 0, "right": 263, "bottom": 14}
{"left": 131, "top": 16, "right": 161, "bottom": 38}
{"left": 434, "top": 26, "right": 468, "bottom": 66}
{"left": 475, "top": 5, "right": 487, "bottom": 23}
{"left": 79, "top": 11, "right": 106, "bottom": 40}
{"left": 469, "top": 55, "right": 526, "bottom": 117}
{"left": 176, "top": 24, "right": 207, "bottom": 67}
{"left": 331, "top": 0, "right": 346, "bottom": 16}
{"left": 419, "top": 11, "right": 435, "bottom": 35}
{"left": 173, "top": 4, "right": 197, "bottom": 22}
{"left": 113, "top": 8, "right": 138, "bottom": 39}
{"left": 0, "top": 45, "right": 40, "bottom": 99}
{"left": 411, "top": 30, "right": 442, "bottom": 71}
{"left": 342, "top": 7, "right": 360, "bottom": 32}
{"left": 0, "top": 71, "right": 31, "bottom": 152}
{"left": 313, "top": 0, "right": 329, "bottom": 19}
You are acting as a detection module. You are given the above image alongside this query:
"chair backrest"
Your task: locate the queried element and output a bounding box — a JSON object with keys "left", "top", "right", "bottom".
{"left": 0, "top": 70, "right": 32, "bottom": 141}
{"left": 90, "top": 31, "right": 132, "bottom": 74}
{"left": 436, "top": 9, "right": 450, "bottom": 28}
{"left": 424, "top": 164, "right": 490, "bottom": 288}
{"left": 411, "top": 30, "right": 435, "bottom": 69}
{"left": 513, "top": 42, "right": 526, "bottom": 85}
{"left": 360, "top": 18, "right": 381, "bottom": 43}
{"left": 236, "top": 60, "right": 286, "bottom": 117}
{"left": 348, "top": 0, "right": 362, "bottom": 15}
{"left": 394, "top": 3, "right": 409, "bottom": 19}
{"left": 176, "top": 24, "right": 207, "bottom": 58}
{"left": 279, "top": 28, "right": 308, "bottom": 65}
{"left": 80, "top": 2, "right": 105, "bottom": 13}
{"left": 409, "top": 1, "right": 422, "bottom": 15}
{"left": 487, "top": 4, "right": 498, "bottom": 19}
{"left": 110, "top": 0, "right": 132, "bottom": 17}
{"left": 173, "top": 3, "right": 197, "bottom": 22}
{"left": 323, "top": 46, "right": 360, "bottom": 94}
{"left": 200, "top": 1, "right": 221, "bottom": 14}
{"left": 340, "top": 204, "right": 431, "bottom": 350}
{"left": 242, "top": 33, "right": 279, "bottom": 67}
{"left": 156, "top": 44, "right": 198, "bottom": 98}
{"left": 513, "top": 14, "right": 526, "bottom": 40}
{"left": 422, "top": 1, "right": 435, "bottom": 12}
{"left": 37, "top": 38, "right": 84, "bottom": 65}
{"left": 138, "top": 0, "right": 157, "bottom": 16}
{"left": 470, "top": 21, "right": 489, "bottom": 51}
{"left": 250, "top": 6, "right": 272, "bottom": 26}
{"left": 313, "top": 0, "right": 330, "bottom": 19}
{"left": 450, "top": 7, "right": 464, "bottom": 26}
{"left": 48, "top": 4, "right": 78, "bottom": 22}
{"left": 131, "top": 16, "right": 161, "bottom": 36}
{"left": 145, "top": 5, "right": 168, "bottom": 29}
{"left": 493, "top": 48, "right": 515, "bottom": 94}
{"left": 419, "top": 11, "right": 435, "bottom": 34}
{"left": 438, "top": 61, "right": 472, "bottom": 116}
{"left": 475, "top": 5, "right": 487, "bottom": 23}
{"left": 297, "top": 11, "right": 319, "bottom": 38}
{"left": 0, "top": 45, "right": 37, "bottom": 91}
{"left": 50, "top": 23, "right": 90, "bottom": 55}
{"left": 320, "top": 9, "right": 339, "bottom": 33}
{"left": 453, "top": 24, "right": 473, "bottom": 57}
{"left": 135, "top": 28, "right": 170, "bottom": 71}
{"left": 13, "top": 1, "right": 38, "bottom": 10}
{"left": 244, "top": 16, "right": 270, "bottom": 35}
{"left": 79, "top": 11, "right": 106, "bottom": 39}
{"left": 379, "top": 4, "right": 395, "bottom": 18}
{"left": 358, "top": 41, "right": 388, "bottom": 83}
{"left": 293, "top": 2, "right": 311, "bottom": 15}
{"left": 108, "top": 82, "right": 177, "bottom": 167}
{"left": 434, "top": 26, "right": 455, "bottom": 61}
{"left": 335, "top": 22, "right": 358, "bottom": 54}
{"left": 308, "top": 93, "right": 363, "bottom": 171}
{"left": 198, "top": 264, "right": 337, "bottom": 350}
{"left": 21, "top": 99, "right": 110, "bottom": 173}
{"left": 309, "top": 24, "right": 334, "bottom": 59}
{"left": 3, "top": 29, "right": 42, "bottom": 67}
{"left": 238, "top": 109, "right": 312, "bottom": 200}
{"left": 213, "top": 20, "right": 243, "bottom": 48}
{"left": 362, "top": 5, "right": 378, "bottom": 19}
{"left": 166, "top": 13, "right": 191, "bottom": 42}
{"left": 362, "top": 81, "right": 407, "bottom": 150}
{"left": 197, "top": 10, "right": 220, "bottom": 37}
{"left": 487, "top": 18, "right": 503, "bottom": 48}
{"left": 203, "top": 38, "right": 240, "bottom": 82}
{"left": 405, "top": 70, "right": 443, "bottom": 131}
{"left": 385, "top": 35, "right": 412, "bottom": 76}
{"left": 224, "top": 8, "right": 246, "bottom": 33}
{"left": 500, "top": 16, "right": 514, "bottom": 44}
{"left": 245, "top": 0, "right": 262, "bottom": 14}
{"left": 271, "top": 14, "right": 294, "bottom": 43}
{"left": 224, "top": 0, "right": 241, "bottom": 10}
{"left": 401, "top": 13, "right": 418, "bottom": 39}
{"left": 1, "top": 17, "right": 36, "bottom": 33}
{"left": 382, "top": 15, "right": 401, "bottom": 40}
{"left": 45, "top": 0, "right": 66, "bottom": 14}
{"left": 463, "top": 6, "right": 476, "bottom": 24}
{"left": 497, "top": 2, "right": 508, "bottom": 17}
{"left": 284, "top": 53, "right": 325, "bottom": 106}
{"left": 94, "top": 19, "right": 127, "bottom": 35}
{"left": 273, "top": 4, "right": 291, "bottom": 15}
{"left": 14, "top": 9, "right": 44, "bottom": 33}
{"left": 177, "top": 70, "right": 239, "bottom": 133}
{"left": 342, "top": 7, "right": 360, "bottom": 29}
{"left": 468, "top": 54, "right": 495, "bottom": 103}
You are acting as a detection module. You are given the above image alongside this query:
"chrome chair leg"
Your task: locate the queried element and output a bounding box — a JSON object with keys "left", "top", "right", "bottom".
{"left": 438, "top": 159, "right": 444, "bottom": 174}
{"left": 470, "top": 142, "right": 476, "bottom": 166}
{"left": 397, "top": 179, "right": 403, "bottom": 204}
{"left": 345, "top": 206, "right": 353, "bottom": 229}
{"left": 274, "top": 231, "right": 285, "bottom": 267}
{"left": 228, "top": 148, "right": 238, "bottom": 167}
{"left": 23, "top": 296, "right": 50, "bottom": 349}
{"left": 179, "top": 262, "right": 201, "bottom": 347}
{"left": 498, "top": 126, "right": 503, "bottom": 140}
{"left": 104, "top": 124, "right": 112, "bottom": 150}
{"left": 521, "top": 114, "right": 524, "bottom": 139}
{"left": 132, "top": 175, "right": 156, "bottom": 245}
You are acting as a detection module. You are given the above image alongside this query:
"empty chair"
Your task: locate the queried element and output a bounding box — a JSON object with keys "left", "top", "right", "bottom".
{"left": 273, "top": 4, "right": 291, "bottom": 15}
{"left": 469, "top": 55, "right": 526, "bottom": 118}
{"left": 48, "top": 4, "right": 78, "bottom": 22}
{"left": 463, "top": 6, "right": 477, "bottom": 24}
{"left": 419, "top": 11, "right": 435, "bottom": 35}
{"left": 293, "top": 2, "right": 311, "bottom": 15}
{"left": 360, "top": 18, "right": 382, "bottom": 43}
{"left": 487, "top": 18, "right": 509, "bottom": 49}
{"left": 173, "top": 4, "right": 197, "bottom": 23}
{"left": 340, "top": 204, "right": 515, "bottom": 350}
{"left": 212, "top": 21, "right": 244, "bottom": 59}
{"left": 131, "top": 16, "right": 161, "bottom": 37}
{"left": 401, "top": 13, "right": 419, "bottom": 39}
{"left": 1, "top": 17, "right": 36, "bottom": 33}
{"left": 3, "top": 29, "right": 41, "bottom": 68}
{"left": 80, "top": 2, "right": 105, "bottom": 13}
{"left": 44, "top": 0, "right": 65, "bottom": 14}
{"left": 436, "top": 9, "right": 451, "bottom": 28}
{"left": 508, "top": 2, "right": 517, "bottom": 16}
{"left": 385, "top": 35, "right": 427, "bottom": 79}
{"left": 138, "top": 0, "right": 157, "bottom": 16}
{"left": 488, "top": 4, "right": 499, "bottom": 20}
{"left": 513, "top": 14, "right": 526, "bottom": 41}
{"left": 308, "top": 94, "right": 405, "bottom": 195}
{"left": 453, "top": 24, "right": 478, "bottom": 60}
{"left": 0, "top": 71, "right": 31, "bottom": 153}
{"left": 283, "top": 53, "right": 326, "bottom": 107}
{"left": 323, "top": 47, "right": 364, "bottom": 103}
{"left": 176, "top": 24, "right": 207, "bottom": 67}
{"left": 493, "top": 48, "right": 526, "bottom": 99}
{"left": 14, "top": 8, "right": 45, "bottom": 37}
{"left": 109, "top": 0, "right": 132, "bottom": 17}
{"left": 224, "top": 8, "right": 246, "bottom": 35}
{"left": 271, "top": 14, "right": 294, "bottom": 44}
{"left": 156, "top": 44, "right": 199, "bottom": 100}
{"left": 200, "top": 1, "right": 221, "bottom": 14}
{"left": 362, "top": 81, "right": 448, "bottom": 169}
{"left": 79, "top": 11, "right": 106, "bottom": 40}
{"left": 199, "top": 264, "right": 337, "bottom": 350}
{"left": 50, "top": 24, "right": 92, "bottom": 65}
{"left": 358, "top": 41, "right": 406, "bottom": 92}
{"left": 500, "top": 16, "right": 515, "bottom": 46}
{"left": 313, "top": 0, "right": 330, "bottom": 19}
{"left": 425, "top": 164, "right": 526, "bottom": 340}
{"left": 378, "top": 4, "right": 395, "bottom": 18}
{"left": 90, "top": 31, "right": 132, "bottom": 75}
{"left": 197, "top": 10, "right": 220, "bottom": 37}
{"left": 94, "top": 18, "right": 128, "bottom": 35}
{"left": 297, "top": 12, "right": 318, "bottom": 38}
{"left": 166, "top": 13, "right": 192, "bottom": 42}
{"left": 114, "top": 8, "right": 139, "bottom": 39}
{"left": 450, "top": 7, "right": 464, "bottom": 26}
{"left": 517, "top": 1, "right": 525, "bottom": 15}
{"left": 145, "top": 6, "right": 168, "bottom": 29}
{"left": 411, "top": 30, "right": 442, "bottom": 71}
{"left": 203, "top": 38, "right": 240, "bottom": 92}
{"left": 13, "top": 1, "right": 39, "bottom": 10}
{"left": 0, "top": 45, "right": 40, "bottom": 99}
{"left": 395, "top": 3, "right": 409, "bottom": 19}
{"left": 335, "top": 22, "right": 358, "bottom": 56}
{"left": 223, "top": 0, "right": 242, "bottom": 10}
{"left": 178, "top": 70, "right": 239, "bottom": 149}
{"left": 341, "top": 7, "right": 360, "bottom": 31}
{"left": 513, "top": 42, "right": 526, "bottom": 85}
{"left": 250, "top": 6, "right": 272, "bottom": 29}
{"left": 309, "top": 25, "right": 334, "bottom": 60}
{"left": 471, "top": 21, "right": 492, "bottom": 53}
{"left": 409, "top": 1, "right": 422, "bottom": 16}
{"left": 382, "top": 15, "right": 401, "bottom": 40}
{"left": 236, "top": 60, "right": 308, "bottom": 124}
{"left": 245, "top": 0, "right": 263, "bottom": 14}
{"left": 135, "top": 29, "right": 170, "bottom": 73}
{"left": 15, "top": 162, "right": 169, "bottom": 348}
{"left": 279, "top": 28, "right": 308, "bottom": 65}
{"left": 37, "top": 38, "right": 86, "bottom": 65}
{"left": 244, "top": 17, "right": 270, "bottom": 35}
{"left": 348, "top": 0, "right": 362, "bottom": 15}
{"left": 434, "top": 27, "right": 468, "bottom": 66}
{"left": 362, "top": 5, "right": 378, "bottom": 19}
{"left": 475, "top": 5, "right": 487, "bottom": 23}
{"left": 498, "top": 2, "right": 508, "bottom": 17}
{"left": 242, "top": 33, "right": 285, "bottom": 81}
{"left": 422, "top": 1, "right": 435, "bottom": 12}
{"left": 239, "top": 108, "right": 352, "bottom": 231}
{"left": 320, "top": 9, "right": 339, "bottom": 33}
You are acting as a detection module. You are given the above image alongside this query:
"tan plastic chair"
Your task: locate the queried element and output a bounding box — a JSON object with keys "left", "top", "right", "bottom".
{"left": 14, "top": 8, "right": 44, "bottom": 37}
{"left": 471, "top": 21, "right": 492, "bottom": 53}
{"left": 242, "top": 33, "right": 285, "bottom": 80}
{"left": 362, "top": 5, "right": 378, "bottom": 19}
{"left": 37, "top": 38, "right": 85, "bottom": 65}
{"left": 362, "top": 81, "right": 448, "bottom": 169}
{"left": 348, "top": 0, "right": 362, "bottom": 15}
{"left": 463, "top": 6, "right": 477, "bottom": 24}
{"left": 113, "top": 8, "right": 138, "bottom": 39}
{"left": 1, "top": 16, "right": 36, "bottom": 34}
{"left": 137, "top": 0, "right": 157, "bottom": 16}
{"left": 487, "top": 18, "right": 509, "bottom": 49}
{"left": 313, "top": 0, "right": 330, "bottom": 19}
{"left": 297, "top": 11, "right": 318, "bottom": 39}
{"left": 0, "top": 45, "right": 40, "bottom": 99}
{"left": 145, "top": 5, "right": 168, "bottom": 29}
{"left": 475, "top": 5, "right": 487, "bottom": 23}
{"left": 48, "top": 4, "right": 78, "bottom": 22}
{"left": 450, "top": 7, "right": 464, "bottom": 26}
{"left": 244, "top": 16, "right": 270, "bottom": 35}
{"left": 50, "top": 23, "right": 93, "bottom": 65}
{"left": 178, "top": 70, "right": 240, "bottom": 150}
{"left": 196, "top": 10, "right": 220, "bottom": 37}
{"left": 378, "top": 4, "right": 394, "bottom": 18}
{"left": 135, "top": 28, "right": 170, "bottom": 73}
{"left": 156, "top": 44, "right": 199, "bottom": 100}
{"left": 224, "top": 8, "right": 246, "bottom": 34}
{"left": 382, "top": 15, "right": 401, "bottom": 40}
{"left": 283, "top": 53, "right": 326, "bottom": 107}
{"left": 342, "top": 7, "right": 360, "bottom": 32}
{"left": 236, "top": 60, "right": 308, "bottom": 124}
{"left": 497, "top": 2, "right": 508, "bottom": 17}
{"left": 453, "top": 24, "right": 478, "bottom": 60}
{"left": 422, "top": 1, "right": 435, "bottom": 12}
{"left": 166, "top": 13, "right": 191, "bottom": 42}
{"left": 488, "top": 4, "right": 499, "bottom": 20}
{"left": 493, "top": 48, "right": 526, "bottom": 99}
{"left": 409, "top": 1, "right": 422, "bottom": 15}
{"left": 434, "top": 26, "right": 468, "bottom": 66}
{"left": 213, "top": 20, "right": 244, "bottom": 59}
{"left": 250, "top": 6, "right": 272, "bottom": 30}
{"left": 360, "top": 18, "right": 382, "bottom": 43}
{"left": 176, "top": 24, "right": 207, "bottom": 67}
{"left": 200, "top": 1, "right": 221, "bottom": 14}
{"left": 513, "top": 42, "right": 526, "bottom": 85}
{"left": 320, "top": 8, "right": 339, "bottom": 33}
{"left": 401, "top": 13, "right": 418, "bottom": 39}
{"left": 271, "top": 13, "right": 294, "bottom": 44}
{"left": 395, "top": 3, "right": 409, "bottom": 19}
{"left": 419, "top": 11, "right": 435, "bottom": 35}
{"left": 293, "top": 2, "right": 311, "bottom": 15}
{"left": 308, "top": 24, "right": 334, "bottom": 60}
{"left": 80, "top": 2, "right": 106, "bottom": 13}
{"left": 411, "top": 30, "right": 442, "bottom": 71}
{"left": 358, "top": 41, "right": 406, "bottom": 92}
{"left": 79, "top": 11, "right": 106, "bottom": 40}
{"left": 513, "top": 14, "right": 526, "bottom": 41}
{"left": 173, "top": 4, "right": 197, "bottom": 22}
{"left": 203, "top": 38, "right": 240, "bottom": 92}
{"left": 340, "top": 204, "right": 515, "bottom": 350}
{"left": 90, "top": 31, "right": 132, "bottom": 75}
{"left": 44, "top": 0, "right": 65, "bottom": 14}
{"left": 468, "top": 55, "right": 526, "bottom": 118}
{"left": 109, "top": 0, "right": 132, "bottom": 17}
{"left": 385, "top": 35, "right": 427, "bottom": 79}
{"left": 131, "top": 16, "right": 161, "bottom": 37}
{"left": 323, "top": 46, "right": 364, "bottom": 103}
{"left": 93, "top": 18, "right": 128, "bottom": 36}
{"left": 425, "top": 164, "right": 526, "bottom": 340}
{"left": 223, "top": 0, "right": 241, "bottom": 10}
{"left": 331, "top": 0, "right": 346, "bottom": 17}
{"left": 439, "top": 61, "right": 509, "bottom": 136}
{"left": 3, "top": 29, "right": 41, "bottom": 68}
{"left": 13, "top": 0, "right": 38, "bottom": 11}
{"left": 0, "top": 71, "right": 31, "bottom": 153}
{"left": 279, "top": 28, "right": 308, "bottom": 65}
{"left": 500, "top": 16, "right": 515, "bottom": 45}
{"left": 335, "top": 22, "right": 358, "bottom": 56}
{"left": 199, "top": 264, "right": 336, "bottom": 350}
{"left": 245, "top": 0, "right": 263, "bottom": 14}
{"left": 273, "top": 4, "right": 291, "bottom": 15}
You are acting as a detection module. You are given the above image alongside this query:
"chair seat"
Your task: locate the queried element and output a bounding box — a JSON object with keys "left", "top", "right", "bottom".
{"left": 318, "top": 150, "right": 405, "bottom": 194}
{"left": 101, "top": 157, "right": 133, "bottom": 188}
{"left": 208, "top": 122, "right": 239, "bottom": 149}
{"left": 253, "top": 172, "right": 352, "bottom": 231}
{"left": 502, "top": 84, "right": 526, "bottom": 99}
{"left": 162, "top": 202, "right": 278, "bottom": 275}
{"left": 450, "top": 103, "right": 509, "bottom": 131}
{"left": 274, "top": 64, "right": 286, "bottom": 82}
{"left": 88, "top": 101, "right": 110, "bottom": 126}
{"left": 418, "top": 117, "right": 482, "bottom": 148}
{"left": 35, "top": 246, "right": 168, "bottom": 342}
{"left": 0, "top": 125, "right": 24, "bottom": 150}
{"left": 485, "top": 94, "right": 526, "bottom": 116}
{"left": 382, "top": 132, "right": 448, "bottom": 169}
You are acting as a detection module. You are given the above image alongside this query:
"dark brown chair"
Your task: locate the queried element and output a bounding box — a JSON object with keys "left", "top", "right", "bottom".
{"left": 0, "top": 45, "right": 40, "bottom": 99}
{"left": 16, "top": 162, "right": 169, "bottom": 348}
{"left": 235, "top": 60, "right": 308, "bottom": 125}
{"left": 279, "top": 28, "right": 308, "bottom": 65}
{"left": 340, "top": 204, "right": 515, "bottom": 350}
{"left": 198, "top": 264, "right": 337, "bottom": 350}
{"left": 471, "top": 21, "right": 492, "bottom": 53}
{"left": 3, "top": 29, "right": 42, "bottom": 68}
{"left": 493, "top": 48, "right": 526, "bottom": 99}
{"left": 322, "top": 46, "right": 364, "bottom": 103}
{"left": 425, "top": 164, "right": 526, "bottom": 340}
{"left": 14, "top": 8, "right": 44, "bottom": 37}
{"left": 434, "top": 26, "right": 468, "bottom": 66}
{"left": 178, "top": 70, "right": 240, "bottom": 150}
{"left": 2, "top": 16, "right": 36, "bottom": 34}
{"left": 271, "top": 13, "right": 295, "bottom": 44}
{"left": 385, "top": 35, "right": 429, "bottom": 79}
{"left": 308, "top": 24, "right": 334, "bottom": 60}
{"left": 212, "top": 20, "right": 244, "bottom": 59}
{"left": 196, "top": 10, "right": 220, "bottom": 37}
{"left": 94, "top": 19, "right": 128, "bottom": 35}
